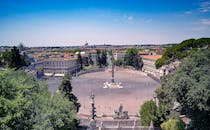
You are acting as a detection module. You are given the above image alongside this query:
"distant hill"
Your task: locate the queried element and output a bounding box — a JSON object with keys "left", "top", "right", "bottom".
{"left": 155, "top": 38, "right": 210, "bottom": 69}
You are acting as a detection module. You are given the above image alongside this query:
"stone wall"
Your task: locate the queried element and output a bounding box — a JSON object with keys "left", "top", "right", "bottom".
{"left": 77, "top": 68, "right": 105, "bottom": 76}
{"left": 79, "top": 118, "right": 161, "bottom": 130}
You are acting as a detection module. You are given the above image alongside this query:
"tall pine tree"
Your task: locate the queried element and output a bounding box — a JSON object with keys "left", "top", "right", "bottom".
{"left": 9, "top": 46, "right": 26, "bottom": 70}
{"left": 59, "top": 74, "right": 81, "bottom": 112}
{"left": 77, "top": 52, "right": 83, "bottom": 70}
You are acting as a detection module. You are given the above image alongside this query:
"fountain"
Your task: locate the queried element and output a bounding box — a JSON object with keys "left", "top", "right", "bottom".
{"left": 113, "top": 103, "right": 129, "bottom": 119}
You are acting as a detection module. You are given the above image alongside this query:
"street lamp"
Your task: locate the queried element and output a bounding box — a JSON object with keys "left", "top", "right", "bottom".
{"left": 153, "top": 93, "right": 157, "bottom": 106}
{"left": 152, "top": 93, "right": 157, "bottom": 128}
{"left": 89, "top": 91, "right": 97, "bottom": 130}
{"left": 90, "top": 91, "right": 96, "bottom": 120}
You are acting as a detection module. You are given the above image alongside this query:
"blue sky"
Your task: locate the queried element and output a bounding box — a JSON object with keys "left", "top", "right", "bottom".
{"left": 0, "top": 0, "right": 210, "bottom": 46}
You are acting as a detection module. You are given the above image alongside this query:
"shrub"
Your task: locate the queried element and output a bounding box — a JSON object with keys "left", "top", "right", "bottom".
{"left": 161, "top": 117, "right": 185, "bottom": 130}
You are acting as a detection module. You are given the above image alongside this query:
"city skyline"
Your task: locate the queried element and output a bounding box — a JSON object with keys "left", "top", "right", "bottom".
{"left": 0, "top": 0, "right": 210, "bottom": 47}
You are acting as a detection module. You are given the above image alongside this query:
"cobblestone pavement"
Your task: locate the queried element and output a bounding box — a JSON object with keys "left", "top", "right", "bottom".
{"left": 71, "top": 70, "right": 160, "bottom": 115}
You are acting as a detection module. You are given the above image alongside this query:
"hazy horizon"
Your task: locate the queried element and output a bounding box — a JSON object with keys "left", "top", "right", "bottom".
{"left": 0, "top": 42, "right": 179, "bottom": 48}
{"left": 0, "top": 0, "right": 210, "bottom": 47}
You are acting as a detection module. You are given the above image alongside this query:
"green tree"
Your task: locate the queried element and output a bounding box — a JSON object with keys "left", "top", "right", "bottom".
{"left": 2, "top": 46, "right": 27, "bottom": 69}
{"left": 140, "top": 100, "right": 168, "bottom": 127}
{"left": 0, "top": 70, "right": 45, "bottom": 129}
{"left": 124, "top": 48, "right": 143, "bottom": 70}
{"left": 155, "top": 75, "right": 176, "bottom": 107}
{"left": 114, "top": 59, "right": 123, "bottom": 66}
{"left": 96, "top": 49, "right": 102, "bottom": 68}
{"left": 77, "top": 52, "right": 83, "bottom": 70}
{"left": 157, "top": 49, "right": 210, "bottom": 128}
{"left": 32, "top": 93, "right": 77, "bottom": 130}
{"left": 18, "top": 42, "right": 25, "bottom": 51}
{"left": 0, "top": 53, "right": 3, "bottom": 66}
{"left": 101, "top": 50, "right": 107, "bottom": 66}
{"left": 1, "top": 51, "right": 11, "bottom": 66}
{"left": 59, "top": 74, "right": 80, "bottom": 112}
{"left": 155, "top": 38, "right": 210, "bottom": 68}
{"left": 96, "top": 50, "right": 107, "bottom": 67}
{"left": 108, "top": 50, "right": 112, "bottom": 56}
{"left": 161, "top": 116, "right": 185, "bottom": 130}
{"left": 155, "top": 57, "right": 169, "bottom": 69}
{"left": 153, "top": 104, "right": 169, "bottom": 127}
{"left": 140, "top": 100, "right": 156, "bottom": 126}
{"left": 0, "top": 70, "right": 78, "bottom": 130}
{"left": 9, "top": 46, "right": 26, "bottom": 69}
{"left": 88, "top": 53, "right": 94, "bottom": 65}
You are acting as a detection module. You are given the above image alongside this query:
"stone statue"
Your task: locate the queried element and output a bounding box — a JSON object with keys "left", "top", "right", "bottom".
{"left": 113, "top": 103, "right": 129, "bottom": 119}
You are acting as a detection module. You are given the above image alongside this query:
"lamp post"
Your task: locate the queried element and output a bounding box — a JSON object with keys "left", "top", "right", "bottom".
{"left": 90, "top": 91, "right": 96, "bottom": 120}
{"left": 89, "top": 91, "right": 96, "bottom": 130}
{"left": 152, "top": 93, "right": 157, "bottom": 128}
{"left": 153, "top": 93, "right": 157, "bottom": 106}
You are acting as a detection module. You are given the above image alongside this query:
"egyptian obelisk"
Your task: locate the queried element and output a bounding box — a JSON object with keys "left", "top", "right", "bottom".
{"left": 111, "top": 52, "right": 115, "bottom": 83}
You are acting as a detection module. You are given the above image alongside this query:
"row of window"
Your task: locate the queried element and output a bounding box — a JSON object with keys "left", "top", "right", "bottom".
{"left": 45, "top": 61, "right": 76, "bottom": 68}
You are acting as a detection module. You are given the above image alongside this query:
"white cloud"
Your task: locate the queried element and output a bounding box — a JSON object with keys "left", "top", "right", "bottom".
{"left": 192, "top": 19, "right": 210, "bottom": 31}
{"left": 200, "top": 19, "right": 210, "bottom": 25}
{"left": 113, "top": 18, "right": 119, "bottom": 22}
{"left": 127, "top": 16, "right": 133, "bottom": 21}
{"left": 123, "top": 14, "right": 133, "bottom": 21}
{"left": 192, "top": 26, "right": 209, "bottom": 31}
{"left": 184, "top": 11, "right": 192, "bottom": 14}
{"left": 144, "top": 18, "right": 153, "bottom": 23}
{"left": 199, "top": 1, "right": 210, "bottom": 12}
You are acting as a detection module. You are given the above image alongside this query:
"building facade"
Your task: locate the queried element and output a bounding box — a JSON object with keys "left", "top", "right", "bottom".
{"left": 157, "top": 60, "right": 180, "bottom": 76}
{"left": 114, "top": 51, "right": 126, "bottom": 61}
{"left": 43, "top": 58, "right": 80, "bottom": 76}
{"left": 142, "top": 55, "right": 162, "bottom": 78}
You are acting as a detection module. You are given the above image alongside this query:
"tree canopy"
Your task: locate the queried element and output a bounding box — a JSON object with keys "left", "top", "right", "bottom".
{"left": 1, "top": 46, "right": 28, "bottom": 69}
{"left": 18, "top": 43, "right": 25, "bottom": 51}
{"left": 77, "top": 52, "right": 83, "bottom": 70}
{"left": 101, "top": 50, "right": 107, "bottom": 66}
{"left": 59, "top": 74, "right": 80, "bottom": 112}
{"left": 46, "top": 49, "right": 81, "bottom": 53}
{"left": 140, "top": 100, "right": 156, "bottom": 126}
{"left": 161, "top": 116, "right": 185, "bottom": 130}
{"left": 124, "top": 48, "right": 143, "bottom": 70}
{"left": 114, "top": 59, "right": 123, "bottom": 66}
{"left": 88, "top": 53, "right": 94, "bottom": 65}
{"left": 156, "top": 49, "right": 210, "bottom": 128}
{"left": 155, "top": 38, "right": 210, "bottom": 68}
{"left": 96, "top": 49, "right": 107, "bottom": 68}
{"left": 140, "top": 100, "right": 168, "bottom": 127}
{"left": 0, "top": 70, "right": 78, "bottom": 129}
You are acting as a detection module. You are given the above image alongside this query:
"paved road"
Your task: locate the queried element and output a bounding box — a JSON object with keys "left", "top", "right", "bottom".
{"left": 46, "top": 76, "right": 62, "bottom": 93}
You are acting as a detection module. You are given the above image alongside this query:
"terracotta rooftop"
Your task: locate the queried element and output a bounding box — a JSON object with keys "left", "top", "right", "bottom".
{"left": 139, "top": 51, "right": 149, "bottom": 55}
{"left": 142, "top": 55, "right": 162, "bottom": 60}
